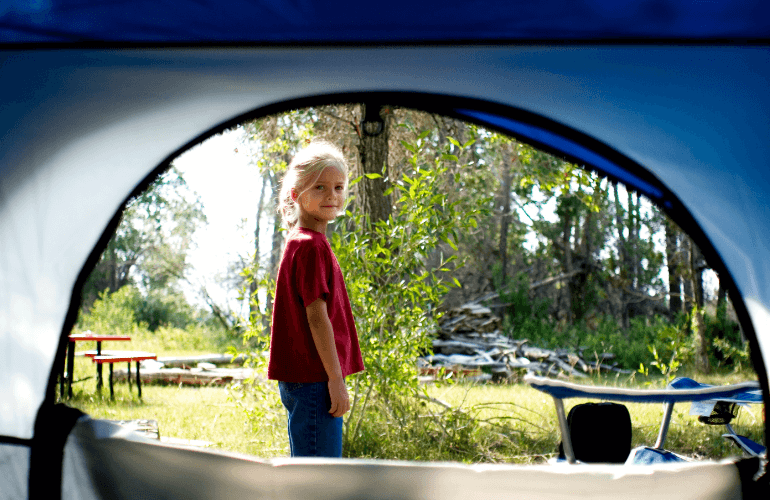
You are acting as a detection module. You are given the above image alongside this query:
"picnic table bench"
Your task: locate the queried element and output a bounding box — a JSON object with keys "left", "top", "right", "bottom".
{"left": 82, "top": 350, "right": 157, "bottom": 398}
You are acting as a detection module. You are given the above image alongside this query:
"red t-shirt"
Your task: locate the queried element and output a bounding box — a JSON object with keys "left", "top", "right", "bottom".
{"left": 268, "top": 227, "right": 364, "bottom": 382}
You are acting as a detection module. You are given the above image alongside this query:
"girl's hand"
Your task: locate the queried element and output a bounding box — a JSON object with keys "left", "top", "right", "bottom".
{"left": 328, "top": 377, "right": 350, "bottom": 417}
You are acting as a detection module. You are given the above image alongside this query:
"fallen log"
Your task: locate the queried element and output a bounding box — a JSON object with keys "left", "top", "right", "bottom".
{"left": 112, "top": 366, "right": 256, "bottom": 386}
{"left": 439, "top": 314, "right": 469, "bottom": 333}
{"left": 157, "top": 353, "right": 257, "bottom": 368}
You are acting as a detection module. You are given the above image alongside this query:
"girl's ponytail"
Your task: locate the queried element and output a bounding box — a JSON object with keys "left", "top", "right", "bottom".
{"left": 277, "top": 170, "right": 301, "bottom": 229}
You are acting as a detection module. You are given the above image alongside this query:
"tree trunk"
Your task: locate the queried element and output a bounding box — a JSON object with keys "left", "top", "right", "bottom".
{"left": 692, "top": 245, "right": 705, "bottom": 308}
{"left": 265, "top": 171, "right": 284, "bottom": 318}
{"left": 494, "top": 144, "right": 516, "bottom": 320}
{"left": 716, "top": 274, "right": 727, "bottom": 330}
{"left": 714, "top": 273, "right": 728, "bottom": 361}
{"left": 249, "top": 175, "right": 268, "bottom": 319}
{"left": 108, "top": 241, "right": 119, "bottom": 293}
{"left": 357, "top": 103, "right": 393, "bottom": 225}
{"left": 498, "top": 144, "right": 514, "bottom": 287}
{"left": 665, "top": 218, "right": 682, "bottom": 316}
{"left": 570, "top": 180, "right": 602, "bottom": 323}
{"left": 692, "top": 308, "right": 709, "bottom": 373}
{"left": 627, "top": 190, "right": 640, "bottom": 292}
{"left": 562, "top": 204, "right": 574, "bottom": 324}
{"left": 682, "top": 238, "right": 694, "bottom": 314}
{"left": 691, "top": 243, "right": 710, "bottom": 373}
{"left": 613, "top": 183, "right": 630, "bottom": 329}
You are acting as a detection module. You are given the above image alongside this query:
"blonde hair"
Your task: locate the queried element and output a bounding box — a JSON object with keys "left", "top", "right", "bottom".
{"left": 278, "top": 140, "right": 349, "bottom": 229}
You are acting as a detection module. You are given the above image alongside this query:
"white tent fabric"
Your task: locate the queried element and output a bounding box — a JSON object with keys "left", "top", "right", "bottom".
{"left": 0, "top": 416, "right": 747, "bottom": 499}
{"left": 55, "top": 417, "right": 741, "bottom": 500}
{"left": 1, "top": 44, "right": 768, "bottom": 497}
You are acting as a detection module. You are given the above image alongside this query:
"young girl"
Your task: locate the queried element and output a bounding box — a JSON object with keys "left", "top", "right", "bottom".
{"left": 268, "top": 140, "right": 364, "bottom": 458}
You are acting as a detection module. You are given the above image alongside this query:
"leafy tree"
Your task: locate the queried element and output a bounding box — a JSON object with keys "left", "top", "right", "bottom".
{"left": 81, "top": 166, "right": 206, "bottom": 311}
{"left": 78, "top": 286, "right": 140, "bottom": 336}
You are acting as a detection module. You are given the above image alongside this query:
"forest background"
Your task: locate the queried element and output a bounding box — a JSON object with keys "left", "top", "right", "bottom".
{"left": 73, "top": 103, "right": 754, "bottom": 459}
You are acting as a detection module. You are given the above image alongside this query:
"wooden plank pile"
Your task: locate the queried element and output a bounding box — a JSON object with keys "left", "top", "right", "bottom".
{"left": 419, "top": 299, "right": 632, "bottom": 382}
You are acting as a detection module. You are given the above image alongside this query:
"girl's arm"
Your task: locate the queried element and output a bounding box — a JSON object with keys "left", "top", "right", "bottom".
{"left": 306, "top": 297, "right": 350, "bottom": 417}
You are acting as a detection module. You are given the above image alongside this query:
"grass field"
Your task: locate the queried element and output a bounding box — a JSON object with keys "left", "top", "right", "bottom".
{"left": 426, "top": 376, "right": 764, "bottom": 462}
{"left": 62, "top": 346, "right": 764, "bottom": 464}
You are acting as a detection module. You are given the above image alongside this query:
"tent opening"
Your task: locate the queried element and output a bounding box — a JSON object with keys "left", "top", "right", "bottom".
{"left": 57, "top": 99, "right": 764, "bottom": 465}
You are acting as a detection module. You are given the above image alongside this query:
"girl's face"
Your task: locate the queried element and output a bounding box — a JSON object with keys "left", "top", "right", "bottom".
{"left": 294, "top": 166, "right": 346, "bottom": 224}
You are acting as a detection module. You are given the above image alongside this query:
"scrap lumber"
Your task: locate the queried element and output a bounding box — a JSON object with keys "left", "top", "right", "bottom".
{"left": 420, "top": 298, "right": 632, "bottom": 381}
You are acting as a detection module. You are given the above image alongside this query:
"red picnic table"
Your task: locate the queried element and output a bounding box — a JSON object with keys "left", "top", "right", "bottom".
{"left": 61, "top": 331, "right": 130, "bottom": 398}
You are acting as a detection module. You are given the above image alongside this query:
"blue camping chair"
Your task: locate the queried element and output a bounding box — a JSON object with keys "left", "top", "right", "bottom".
{"left": 668, "top": 377, "right": 765, "bottom": 458}
{"left": 526, "top": 374, "right": 764, "bottom": 465}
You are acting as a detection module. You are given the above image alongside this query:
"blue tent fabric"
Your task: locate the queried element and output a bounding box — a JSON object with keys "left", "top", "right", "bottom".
{"left": 1, "top": 0, "right": 769, "bottom": 44}
{"left": 627, "top": 447, "right": 688, "bottom": 465}
{"left": 1, "top": 1, "right": 769, "bottom": 496}
{"left": 456, "top": 109, "right": 667, "bottom": 204}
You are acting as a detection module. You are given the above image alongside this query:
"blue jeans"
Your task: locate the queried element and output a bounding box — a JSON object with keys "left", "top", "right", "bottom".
{"left": 278, "top": 381, "right": 343, "bottom": 458}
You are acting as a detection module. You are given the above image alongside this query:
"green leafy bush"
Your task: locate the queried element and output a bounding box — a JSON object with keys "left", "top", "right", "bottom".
{"left": 345, "top": 393, "right": 498, "bottom": 462}
{"left": 77, "top": 285, "right": 223, "bottom": 353}
{"left": 497, "top": 272, "right": 552, "bottom": 339}
{"left": 78, "top": 286, "right": 141, "bottom": 336}
{"left": 332, "top": 132, "right": 486, "bottom": 450}
{"left": 79, "top": 285, "right": 203, "bottom": 332}
{"left": 705, "top": 310, "right": 747, "bottom": 369}
{"left": 642, "top": 321, "right": 691, "bottom": 384}
{"left": 134, "top": 290, "right": 199, "bottom": 331}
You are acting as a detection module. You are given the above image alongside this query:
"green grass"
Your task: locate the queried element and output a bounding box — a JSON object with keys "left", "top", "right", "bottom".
{"left": 62, "top": 351, "right": 763, "bottom": 464}
{"left": 61, "top": 359, "right": 289, "bottom": 457}
{"left": 61, "top": 327, "right": 290, "bottom": 458}
{"left": 425, "top": 374, "right": 764, "bottom": 463}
